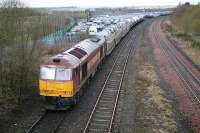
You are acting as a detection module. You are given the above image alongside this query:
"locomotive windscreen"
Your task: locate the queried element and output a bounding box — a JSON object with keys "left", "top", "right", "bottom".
{"left": 40, "top": 67, "right": 71, "bottom": 81}
{"left": 40, "top": 67, "right": 55, "bottom": 80}
{"left": 55, "top": 68, "right": 71, "bottom": 81}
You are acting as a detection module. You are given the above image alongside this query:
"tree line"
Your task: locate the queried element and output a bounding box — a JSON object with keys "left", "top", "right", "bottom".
{"left": 0, "top": 0, "right": 72, "bottom": 107}
{"left": 172, "top": 4, "right": 200, "bottom": 36}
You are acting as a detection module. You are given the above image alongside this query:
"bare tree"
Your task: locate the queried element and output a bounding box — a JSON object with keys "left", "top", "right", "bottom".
{"left": 0, "top": 0, "right": 74, "bottom": 108}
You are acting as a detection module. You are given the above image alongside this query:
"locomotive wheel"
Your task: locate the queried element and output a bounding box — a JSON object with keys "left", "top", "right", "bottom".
{"left": 87, "top": 79, "right": 90, "bottom": 85}
{"left": 98, "top": 61, "right": 102, "bottom": 70}
{"left": 73, "top": 91, "right": 81, "bottom": 105}
{"left": 79, "top": 87, "right": 83, "bottom": 97}
{"left": 73, "top": 95, "right": 78, "bottom": 105}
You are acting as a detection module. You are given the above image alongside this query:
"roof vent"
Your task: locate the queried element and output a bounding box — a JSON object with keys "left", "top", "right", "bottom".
{"left": 53, "top": 58, "right": 60, "bottom": 63}
{"left": 69, "top": 48, "right": 87, "bottom": 59}
{"left": 61, "top": 52, "right": 68, "bottom": 55}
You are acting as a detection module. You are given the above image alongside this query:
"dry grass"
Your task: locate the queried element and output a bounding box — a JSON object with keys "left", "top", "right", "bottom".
{"left": 134, "top": 62, "right": 177, "bottom": 133}
{"left": 182, "top": 46, "right": 200, "bottom": 67}
{"left": 0, "top": 96, "right": 18, "bottom": 121}
{"left": 172, "top": 5, "right": 200, "bottom": 36}
{"left": 164, "top": 18, "right": 200, "bottom": 67}
{"left": 133, "top": 33, "right": 177, "bottom": 133}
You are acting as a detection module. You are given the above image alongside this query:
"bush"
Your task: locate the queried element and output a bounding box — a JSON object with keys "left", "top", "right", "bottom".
{"left": 47, "top": 45, "right": 61, "bottom": 55}
{"left": 192, "top": 19, "right": 200, "bottom": 36}
{"left": 76, "top": 31, "right": 89, "bottom": 41}
{"left": 0, "top": 0, "right": 69, "bottom": 105}
{"left": 191, "top": 40, "right": 200, "bottom": 49}
{"left": 172, "top": 5, "right": 200, "bottom": 37}
{"left": 174, "top": 32, "right": 192, "bottom": 41}
{"left": 165, "top": 24, "right": 173, "bottom": 32}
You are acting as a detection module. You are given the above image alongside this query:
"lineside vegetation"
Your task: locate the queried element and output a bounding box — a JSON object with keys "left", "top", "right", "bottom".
{"left": 164, "top": 4, "right": 200, "bottom": 67}
{"left": 172, "top": 4, "right": 200, "bottom": 36}
{"left": 169, "top": 4, "right": 200, "bottom": 49}
{"left": 0, "top": 0, "right": 76, "bottom": 116}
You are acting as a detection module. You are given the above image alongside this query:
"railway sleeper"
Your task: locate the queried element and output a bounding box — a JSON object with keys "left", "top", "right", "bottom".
{"left": 98, "top": 107, "right": 113, "bottom": 110}
{"left": 90, "top": 123, "right": 108, "bottom": 128}
{"left": 98, "top": 105, "right": 113, "bottom": 109}
{"left": 99, "top": 103, "right": 115, "bottom": 107}
{"left": 93, "top": 118, "right": 110, "bottom": 122}
{"left": 108, "top": 81, "right": 121, "bottom": 87}
{"left": 100, "top": 99, "right": 115, "bottom": 102}
{"left": 103, "top": 90, "right": 117, "bottom": 92}
{"left": 101, "top": 96, "right": 115, "bottom": 100}
{"left": 100, "top": 99, "right": 113, "bottom": 102}
{"left": 95, "top": 110, "right": 112, "bottom": 115}
{"left": 91, "top": 121, "right": 110, "bottom": 126}
{"left": 100, "top": 99, "right": 114, "bottom": 104}
{"left": 94, "top": 114, "right": 112, "bottom": 118}
{"left": 107, "top": 82, "right": 119, "bottom": 85}
{"left": 102, "top": 92, "right": 116, "bottom": 96}
{"left": 98, "top": 105, "right": 114, "bottom": 109}
{"left": 88, "top": 128, "right": 108, "bottom": 132}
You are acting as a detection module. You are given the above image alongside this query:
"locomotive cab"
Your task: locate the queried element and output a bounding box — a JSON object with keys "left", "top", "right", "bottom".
{"left": 39, "top": 66, "right": 74, "bottom": 97}
{"left": 39, "top": 65, "right": 75, "bottom": 109}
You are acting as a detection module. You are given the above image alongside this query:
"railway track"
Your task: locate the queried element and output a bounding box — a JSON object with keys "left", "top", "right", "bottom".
{"left": 152, "top": 18, "right": 200, "bottom": 105}
{"left": 26, "top": 110, "right": 66, "bottom": 133}
{"left": 83, "top": 29, "right": 135, "bottom": 133}
{"left": 25, "top": 25, "right": 137, "bottom": 133}
{"left": 149, "top": 18, "right": 200, "bottom": 131}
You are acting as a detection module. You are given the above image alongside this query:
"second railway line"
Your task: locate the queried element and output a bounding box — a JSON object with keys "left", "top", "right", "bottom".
{"left": 151, "top": 18, "right": 200, "bottom": 105}
{"left": 149, "top": 17, "right": 200, "bottom": 131}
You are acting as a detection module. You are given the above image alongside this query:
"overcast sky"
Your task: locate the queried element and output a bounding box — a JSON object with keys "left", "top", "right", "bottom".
{"left": 14, "top": 0, "right": 200, "bottom": 8}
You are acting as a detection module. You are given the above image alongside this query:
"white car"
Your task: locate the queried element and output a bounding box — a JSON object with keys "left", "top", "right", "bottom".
{"left": 89, "top": 26, "right": 98, "bottom": 36}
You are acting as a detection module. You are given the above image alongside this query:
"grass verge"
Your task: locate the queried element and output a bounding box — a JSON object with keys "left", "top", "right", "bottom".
{"left": 164, "top": 18, "right": 200, "bottom": 67}
{"left": 133, "top": 33, "right": 177, "bottom": 133}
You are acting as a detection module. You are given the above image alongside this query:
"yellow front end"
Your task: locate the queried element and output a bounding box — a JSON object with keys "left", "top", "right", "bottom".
{"left": 39, "top": 80, "right": 74, "bottom": 97}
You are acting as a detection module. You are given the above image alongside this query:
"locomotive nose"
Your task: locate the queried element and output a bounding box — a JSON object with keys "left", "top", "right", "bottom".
{"left": 39, "top": 80, "right": 74, "bottom": 97}
{"left": 39, "top": 67, "right": 74, "bottom": 97}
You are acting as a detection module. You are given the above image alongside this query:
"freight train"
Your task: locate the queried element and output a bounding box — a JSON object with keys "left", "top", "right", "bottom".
{"left": 39, "top": 16, "right": 144, "bottom": 110}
